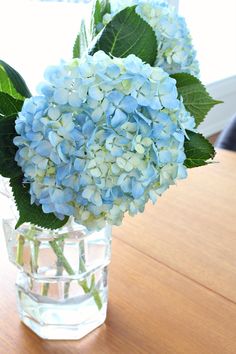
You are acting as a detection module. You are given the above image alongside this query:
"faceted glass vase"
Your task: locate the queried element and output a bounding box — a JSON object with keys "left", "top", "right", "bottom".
{"left": 3, "top": 211, "right": 112, "bottom": 340}
{"left": 1, "top": 0, "right": 111, "bottom": 341}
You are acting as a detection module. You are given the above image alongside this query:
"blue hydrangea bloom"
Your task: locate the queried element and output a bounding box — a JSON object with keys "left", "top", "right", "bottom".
{"left": 14, "top": 51, "right": 195, "bottom": 230}
{"left": 103, "top": 0, "right": 199, "bottom": 76}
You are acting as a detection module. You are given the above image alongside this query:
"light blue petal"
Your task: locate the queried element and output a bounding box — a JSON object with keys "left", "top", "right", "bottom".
{"left": 68, "top": 92, "right": 82, "bottom": 107}
{"left": 173, "top": 131, "right": 185, "bottom": 143}
{"left": 177, "top": 165, "right": 188, "bottom": 179}
{"left": 107, "top": 91, "right": 123, "bottom": 105}
{"left": 48, "top": 131, "right": 62, "bottom": 146}
{"left": 111, "top": 109, "right": 127, "bottom": 128}
{"left": 74, "top": 158, "right": 85, "bottom": 172}
{"left": 120, "top": 96, "right": 138, "bottom": 113}
{"left": 82, "top": 120, "right": 95, "bottom": 136}
{"left": 132, "top": 180, "right": 145, "bottom": 199}
{"left": 48, "top": 106, "right": 61, "bottom": 120}
{"left": 106, "top": 64, "right": 121, "bottom": 78}
{"left": 35, "top": 140, "right": 52, "bottom": 157}
{"left": 55, "top": 203, "right": 74, "bottom": 216}
{"left": 159, "top": 150, "right": 172, "bottom": 164}
{"left": 88, "top": 86, "right": 104, "bottom": 101}
{"left": 53, "top": 88, "right": 68, "bottom": 105}
{"left": 56, "top": 165, "right": 70, "bottom": 182}
{"left": 42, "top": 203, "right": 56, "bottom": 213}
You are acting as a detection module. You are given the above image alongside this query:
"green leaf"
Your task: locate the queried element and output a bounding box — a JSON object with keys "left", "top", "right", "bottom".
{"left": 90, "top": 0, "right": 111, "bottom": 37}
{"left": 0, "top": 66, "right": 22, "bottom": 100}
{"left": 90, "top": 6, "right": 157, "bottom": 65}
{"left": 184, "top": 130, "right": 216, "bottom": 168}
{"left": 0, "top": 115, "right": 22, "bottom": 178}
{"left": 73, "top": 19, "right": 88, "bottom": 58}
{"left": 0, "top": 92, "right": 23, "bottom": 117}
{"left": 0, "top": 60, "right": 31, "bottom": 98}
{"left": 102, "top": 0, "right": 111, "bottom": 16}
{"left": 93, "top": 0, "right": 102, "bottom": 28}
{"left": 73, "top": 34, "right": 81, "bottom": 59}
{"left": 171, "top": 73, "right": 223, "bottom": 127}
{"left": 10, "top": 176, "right": 69, "bottom": 230}
{"left": 80, "top": 20, "right": 88, "bottom": 55}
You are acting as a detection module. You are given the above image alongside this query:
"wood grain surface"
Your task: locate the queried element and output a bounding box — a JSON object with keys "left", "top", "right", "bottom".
{"left": 0, "top": 149, "right": 236, "bottom": 354}
{"left": 114, "top": 149, "right": 236, "bottom": 302}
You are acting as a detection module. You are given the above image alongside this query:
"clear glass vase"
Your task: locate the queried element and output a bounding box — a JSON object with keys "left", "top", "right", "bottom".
{"left": 1, "top": 178, "right": 112, "bottom": 340}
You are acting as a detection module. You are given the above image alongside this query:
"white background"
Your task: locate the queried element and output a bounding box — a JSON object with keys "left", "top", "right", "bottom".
{"left": 0, "top": 0, "right": 236, "bottom": 136}
{"left": 179, "top": 0, "right": 236, "bottom": 84}
{"left": 0, "top": 0, "right": 93, "bottom": 93}
{"left": 1, "top": 0, "right": 235, "bottom": 90}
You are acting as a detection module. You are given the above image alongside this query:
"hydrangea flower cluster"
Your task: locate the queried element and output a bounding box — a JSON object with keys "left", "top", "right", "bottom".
{"left": 14, "top": 51, "right": 195, "bottom": 230}
{"left": 103, "top": 0, "right": 199, "bottom": 76}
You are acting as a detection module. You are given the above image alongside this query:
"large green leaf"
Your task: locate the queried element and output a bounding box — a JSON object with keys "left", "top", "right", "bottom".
{"left": 0, "top": 92, "right": 23, "bottom": 117}
{"left": 73, "top": 19, "right": 88, "bottom": 58}
{"left": 171, "top": 73, "right": 222, "bottom": 127}
{"left": 0, "top": 115, "right": 22, "bottom": 178}
{"left": 184, "top": 130, "right": 216, "bottom": 168}
{"left": 90, "top": 6, "right": 157, "bottom": 65}
{"left": 0, "top": 60, "right": 31, "bottom": 98}
{"left": 10, "top": 176, "right": 69, "bottom": 230}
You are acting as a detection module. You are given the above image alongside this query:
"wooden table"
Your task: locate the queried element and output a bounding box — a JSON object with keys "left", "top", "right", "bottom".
{"left": 0, "top": 149, "right": 236, "bottom": 354}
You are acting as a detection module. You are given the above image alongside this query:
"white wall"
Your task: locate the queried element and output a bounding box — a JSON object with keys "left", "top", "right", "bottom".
{"left": 1, "top": 0, "right": 235, "bottom": 136}
{"left": 179, "top": 0, "right": 236, "bottom": 136}
{"left": 179, "top": 0, "right": 236, "bottom": 84}
{"left": 198, "top": 76, "right": 236, "bottom": 136}
{"left": 0, "top": 1, "right": 92, "bottom": 93}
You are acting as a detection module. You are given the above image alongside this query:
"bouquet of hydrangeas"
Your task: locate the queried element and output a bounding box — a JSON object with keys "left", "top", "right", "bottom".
{"left": 0, "top": 0, "right": 220, "bottom": 232}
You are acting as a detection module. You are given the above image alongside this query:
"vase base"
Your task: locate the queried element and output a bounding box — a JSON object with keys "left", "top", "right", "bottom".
{"left": 16, "top": 269, "right": 108, "bottom": 340}
{"left": 20, "top": 312, "right": 107, "bottom": 340}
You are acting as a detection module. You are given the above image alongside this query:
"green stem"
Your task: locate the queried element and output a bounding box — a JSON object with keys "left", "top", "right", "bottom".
{"left": 41, "top": 283, "right": 50, "bottom": 296}
{"left": 16, "top": 235, "right": 25, "bottom": 266}
{"left": 56, "top": 240, "right": 65, "bottom": 278}
{"left": 79, "top": 240, "right": 86, "bottom": 273}
{"left": 64, "top": 282, "right": 71, "bottom": 299}
{"left": 78, "top": 239, "right": 90, "bottom": 293}
{"left": 90, "top": 274, "right": 102, "bottom": 310}
{"left": 92, "top": 288, "right": 103, "bottom": 310}
{"left": 32, "top": 240, "right": 40, "bottom": 273}
{"left": 56, "top": 240, "right": 70, "bottom": 299}
{"left": 49, "top": 239, "right": 102, "bottom": 310}
{"left": 49, "top": 240, "right": 75, "bottom": 274}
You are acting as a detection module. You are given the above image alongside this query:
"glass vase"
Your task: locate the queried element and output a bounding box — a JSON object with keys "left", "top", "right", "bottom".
{"left": 1, "top": 179, "right": 112, "bottom": 340}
